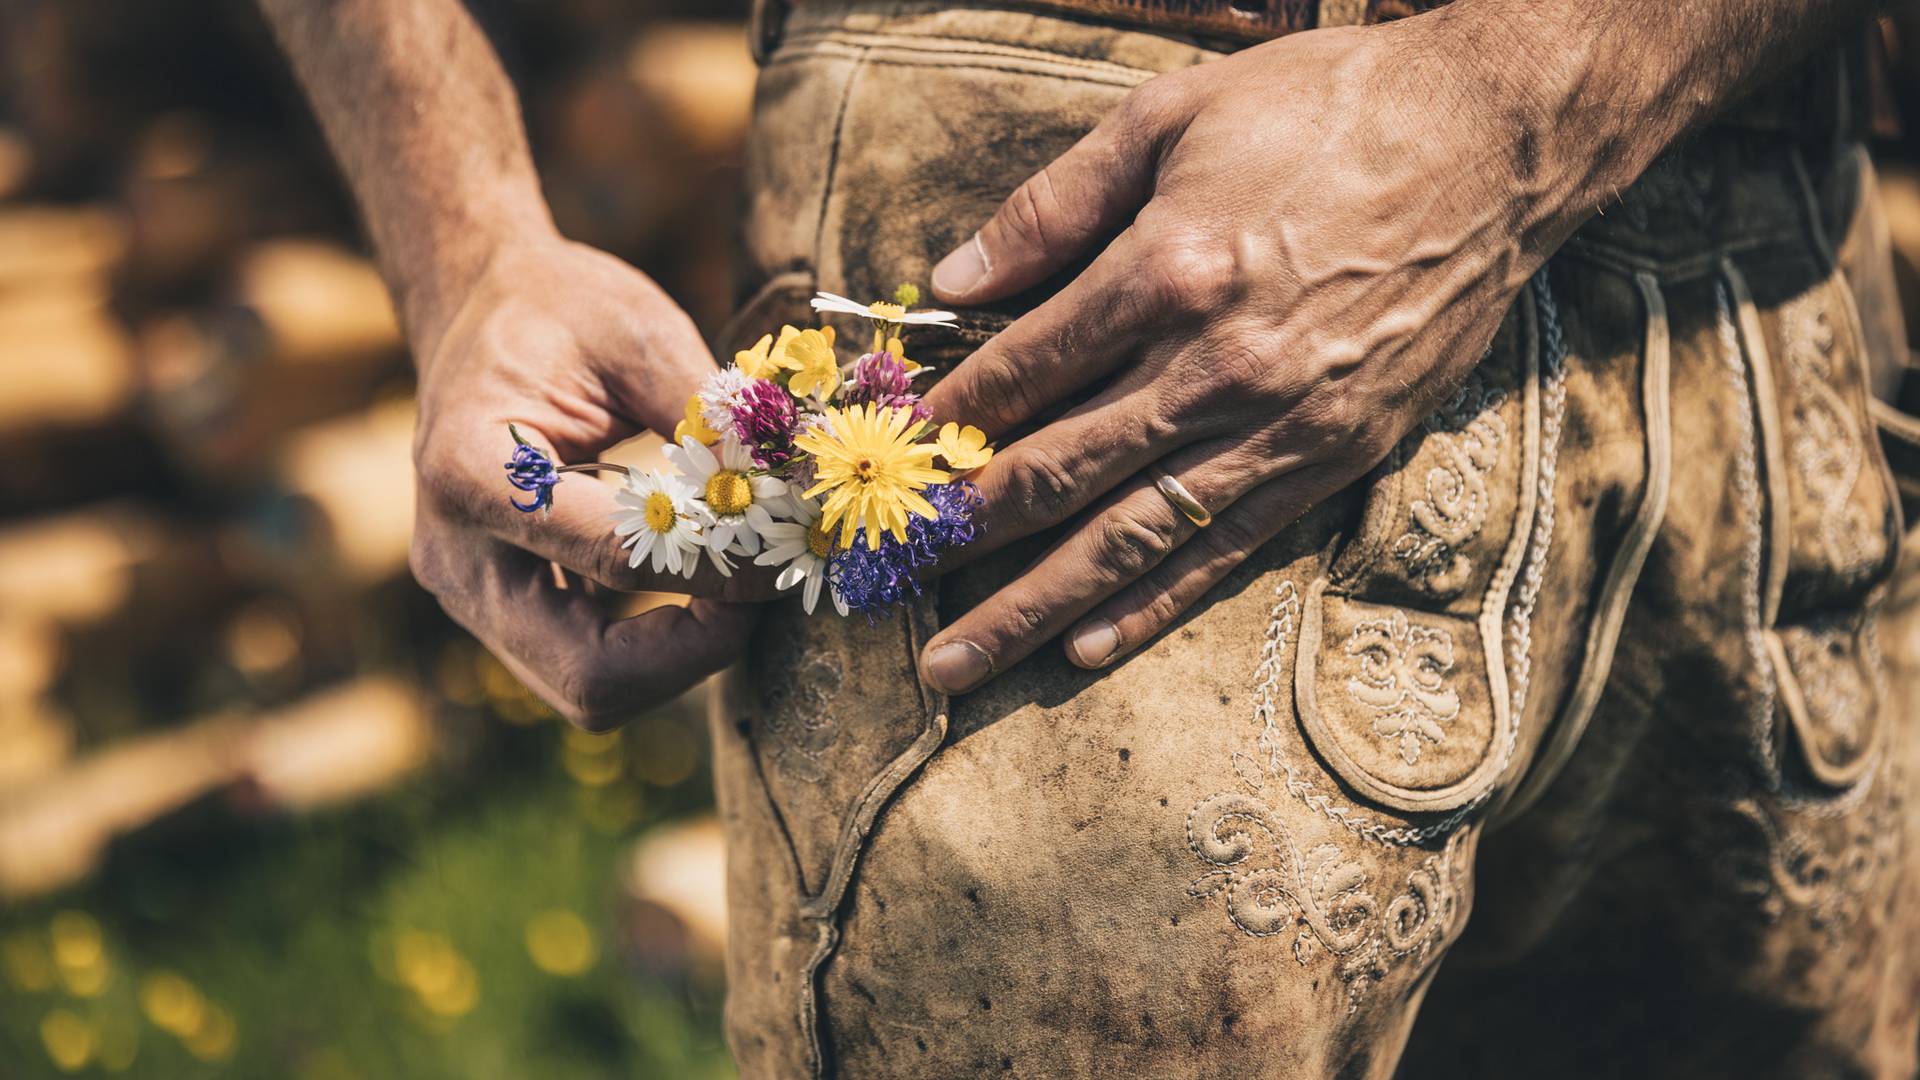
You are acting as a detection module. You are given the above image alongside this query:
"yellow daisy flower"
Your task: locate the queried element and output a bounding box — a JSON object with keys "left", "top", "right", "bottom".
{"left": 796, "top": 404, "right": 951, "bottom": 549}
{"left": 673, "top": 393, "right": 721, "bottom": 445}
{"left": 936, "top": 422, "right": 993, "bottom": 470}
{"left": 784, "top": 327, "right": 841, "bottom": 400}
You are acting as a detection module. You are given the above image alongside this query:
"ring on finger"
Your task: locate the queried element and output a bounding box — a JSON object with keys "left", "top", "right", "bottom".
{"left": 1149, "top": 467, "right": 1212, "bottom": 529}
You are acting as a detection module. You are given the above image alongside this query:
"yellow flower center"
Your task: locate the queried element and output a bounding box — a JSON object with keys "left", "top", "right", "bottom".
{"left": 705, "top": 470, "right": 754, "bottom": 516}
{"left": 806, "top": 522, "right": 834, "bottom": 559}
{"left": 867, "top": 301, "right": 906, "bottom": 321}
{"left": 853, "top": 458, "right": 876, "bottom": 479}
{"left": 643, "top": 491, "right": 678, "bottom": 534}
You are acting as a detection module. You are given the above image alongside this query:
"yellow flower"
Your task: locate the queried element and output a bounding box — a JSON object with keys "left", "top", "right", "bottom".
{"left": 796, "top": 404, "right": 951, "bottom": 549}
{"left": 867, "top": 331, "right": 920, "bottom": 370}
{"left": 936, "top": 422, "right": 993, "bottom": 470}
{"left": 736, "top": 325, "right": 836, "bottom": 380}
{"left": 734, "top": 332, "right": 780, "bottom": 380}
{"left": 673, "top": 393, "right": 720, "bottom": 445}
{"left": 784, "top": 327, "right": 841, "bottom": 400}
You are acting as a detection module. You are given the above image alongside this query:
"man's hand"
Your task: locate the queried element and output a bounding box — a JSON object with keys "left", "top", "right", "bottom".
{"left": 259, "top": 0, "right": 770, "bottom": 728}
{"left": 913, "top": 0, "right": 1872, "bottom": 695}
{"left": 407, "top": 239, "right": 768, "bottom": 730}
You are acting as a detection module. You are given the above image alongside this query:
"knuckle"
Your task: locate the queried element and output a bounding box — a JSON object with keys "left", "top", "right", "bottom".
{"left": 1142, "top": 242, "right": 1237, "bottom": 317}
{"left": 968, "top": 353, "right": 1048, "bottom": 429}
{"left": 1135, "top": 584, "right": 1187, "bottom": 637}
{"left": 1008, "top": 599, "right": 1051, "bottom": 637}
{"left": 1101, "top": 506, "right": 1179, "bottom": 579}
{"left": 552, "top": 661, "right": 632, "bottom": 733}
{"left": 1001, "top": 444, "right": 1082, "bottom": 524}
{"left": 997, "top": 174, "right": 1056, "bottom": 251}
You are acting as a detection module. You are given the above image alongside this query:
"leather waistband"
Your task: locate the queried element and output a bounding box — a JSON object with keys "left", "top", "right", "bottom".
{"left": 761, "top": 0, "right": 1889, "bottom": 141}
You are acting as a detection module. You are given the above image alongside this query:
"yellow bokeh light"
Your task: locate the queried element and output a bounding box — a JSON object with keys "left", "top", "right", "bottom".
{"left": 394, "top": 930, "right": 479, "bottom": 1019}
{"left": 524, "top": 910, "right": 597, "bottom": 977}
{"left": 184, "top": 1002, "right": 236, "bottom": 1062}
{"left": 49, "top": 911, "right": 102, "bottom": 970}
{"left": 40, "top": 1008, "right": 94, "bottom": 1073}
{"left": 139, "top": 971, "right": 205, "bottom": 1036}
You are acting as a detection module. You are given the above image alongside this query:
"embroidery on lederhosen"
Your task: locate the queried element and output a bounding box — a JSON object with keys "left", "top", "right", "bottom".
{"left": 1389, "top": 374, "right": 1508, "bottom": 596}
{"left": 1184, "top": 582, "right": 1470, "bottom": 1014}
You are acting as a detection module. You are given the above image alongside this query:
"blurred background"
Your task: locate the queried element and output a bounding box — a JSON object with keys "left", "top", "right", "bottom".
{"left": 0, "top": 0, "right": 752, "bottom": 1075}
{"left": 5, "top": 2, "right": 1920, "bottom": 1078}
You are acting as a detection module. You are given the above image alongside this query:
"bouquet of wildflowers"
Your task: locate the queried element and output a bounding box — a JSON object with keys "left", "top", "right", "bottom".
{"left": 505, "top": 286, "right": 993, "bottom": 616}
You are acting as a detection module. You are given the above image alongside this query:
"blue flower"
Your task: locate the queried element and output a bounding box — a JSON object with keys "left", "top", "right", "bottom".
{"left": 827, "top": 481, "right": 982, "bottom": 615}
{"left": 505, "top": 440, "right": 560, "bottom": 513}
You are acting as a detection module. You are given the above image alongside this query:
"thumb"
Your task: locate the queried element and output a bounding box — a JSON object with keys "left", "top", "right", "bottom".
{"left": 930, "top": 97, "right": 1163, "bottom": 304}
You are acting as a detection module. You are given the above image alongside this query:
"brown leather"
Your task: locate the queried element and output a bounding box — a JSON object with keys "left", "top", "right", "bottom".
{"left": 766, "top": 0, "right": 1885, "bottom": 140}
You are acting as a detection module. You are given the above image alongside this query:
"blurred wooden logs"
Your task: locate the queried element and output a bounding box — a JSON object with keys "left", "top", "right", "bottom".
{"left": 139, "top": 240, "right": 405, "bottom": 487}
{"left": 0, "top": 678, "right": 429, "bottom": 899}
{"left": 619, "top": 815, "right": 727, "bottom": 975}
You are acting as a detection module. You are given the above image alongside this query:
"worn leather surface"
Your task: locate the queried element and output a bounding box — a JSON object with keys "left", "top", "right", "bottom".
{"left": 713, "top": 4, "right": 1920, "bottom": 1077}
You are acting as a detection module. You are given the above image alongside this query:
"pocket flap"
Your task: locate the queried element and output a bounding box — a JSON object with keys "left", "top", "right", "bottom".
{"left": 1294, "top": 577, "right": 1507, "bottom": 813}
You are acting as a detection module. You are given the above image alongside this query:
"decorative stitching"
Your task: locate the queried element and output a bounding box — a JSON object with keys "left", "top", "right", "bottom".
{"left": 1341, "top": 608, "right": 1462, "bottom": 765}
{"left": 1227, "top": 269, "right": 1567, "bottom": 848}
{"left": 1719, "top": 758, "right": 1906, "bottom": 939}
{"left": 1389, "top": 374, "right": 1508, "bottom": 595}
{"left": 1716, "top": 276, "right": 1783, "bottom": 786}
{"left": 1781, "top": 304, "right": 1876, "bottom": 583}
{"left": 1185, "top": 784, "right": 1468, "bottom": 1013}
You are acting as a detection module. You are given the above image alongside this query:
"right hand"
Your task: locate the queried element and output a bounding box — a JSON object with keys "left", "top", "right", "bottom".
{"left": 407, "top": 238, "right": 773, "bottom": 730}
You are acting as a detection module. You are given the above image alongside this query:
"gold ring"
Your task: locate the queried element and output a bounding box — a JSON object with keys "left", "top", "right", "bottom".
{"left": 1150, "top": 468, "right": 1212, "bottom": 528}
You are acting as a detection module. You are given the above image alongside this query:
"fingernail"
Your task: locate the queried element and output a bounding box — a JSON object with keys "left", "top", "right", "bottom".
{"left": 931, "top": 234, "right": 990, "bottom": 297}
{"left": 924, "top": 639, "right": 993, "bottom": 694}
{"left": 1068, "top": 619, "right": 1119, "bottom": 668}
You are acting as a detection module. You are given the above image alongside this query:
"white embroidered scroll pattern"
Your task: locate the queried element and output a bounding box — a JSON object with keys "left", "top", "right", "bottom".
{"left": 1185, "top": 782, "right": 1467, "bottom": 1012}
{"left": 1185, "top": 579, "right": 1466, "bottom": 1011}
{"left": 1390, "top": 375, "right": 1508, "bottom": 594}
{"left": 1782, "top": 308, "right": 1873, "bottom": 582}
{"left": 1343, "top": 609, "right": 1462, "bottom": 766}
{"left": 1718, "top": 759, "right": 1906, "bottom": 944}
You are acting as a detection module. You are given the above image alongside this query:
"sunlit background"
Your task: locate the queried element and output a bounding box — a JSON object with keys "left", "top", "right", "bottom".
{"left": 0, "top": 0, "right": 752, "bottom": 1075}
{"left": 7, "top": 3, "right": 1920, "bottom": 1078}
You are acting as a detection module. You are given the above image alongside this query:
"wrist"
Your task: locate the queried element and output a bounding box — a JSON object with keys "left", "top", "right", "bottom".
{"left": 1405, "top": 2, "right": 1689, "bottom": 261}
{"left": 386, "top": 189, "right": 561, "bottom": 372}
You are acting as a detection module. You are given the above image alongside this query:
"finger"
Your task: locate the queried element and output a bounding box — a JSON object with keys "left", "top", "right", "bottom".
{"left": 918, "top": 438, "right": 1260, "bottom": 695}
{"left": 923, "top": 225, "right": 1155, "bottom": 439}
{"left": 423, "top": 421, "right": 784, "bottom": 598}
{"left": 1063, "top": 463, "right": 1346, "bottom": 670}
{"left": 429, "top": 534, "right": 757, "bottom": 731}
{"left": 939, "top": 370, "right": 1213, "bottom": 571}
{"left": 930, "top": 79, "right": 1174, "bottom": 304}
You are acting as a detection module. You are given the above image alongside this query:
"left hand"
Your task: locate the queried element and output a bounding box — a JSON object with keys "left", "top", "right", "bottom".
{"left": 915, "top": 19, "right": 1566, "bottom": 695}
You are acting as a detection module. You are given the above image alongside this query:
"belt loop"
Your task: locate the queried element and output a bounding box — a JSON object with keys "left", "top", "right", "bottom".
{"left": 1317, "top": 0, "right": 1369, "bottom": 27}
{"left": 749, "top": 0, "right": 788, "bottom": 65}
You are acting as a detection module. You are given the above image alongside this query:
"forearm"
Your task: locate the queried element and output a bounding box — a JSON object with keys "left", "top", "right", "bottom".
{"left": 258, "top": 0, "right": 557, "bottom": 363}
{"left": 1428, "top": 0, "right": 1878, "bottom": 258}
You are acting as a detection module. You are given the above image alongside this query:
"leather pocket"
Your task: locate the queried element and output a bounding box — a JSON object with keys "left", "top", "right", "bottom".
{"left": 1291, "top": 294, "right": 1542, "bottom": 814}
{"left": 1749, "top": 267, "right": 1902, "bottom": 788}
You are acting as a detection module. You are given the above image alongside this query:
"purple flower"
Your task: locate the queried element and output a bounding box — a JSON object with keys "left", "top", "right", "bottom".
{"left": 827, "top": 481, "right": 983, "bottom": 615}
{"left": 505, "top": 442, "right": 560, "bottom": 513}
{"left": 732, "top": 378, "right": 800, "bottom": 469}
{"left": 842, "top": 352, "right": 930, "bottom": 422}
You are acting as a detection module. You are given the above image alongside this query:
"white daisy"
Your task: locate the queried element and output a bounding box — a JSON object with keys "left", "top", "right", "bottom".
{"left": 753, "top": 487, "right": 848, "bottom": 616}
{"left": 696, "top": 367, "right": 754, "bottom": 432}
{"left": 810, "top": 290, "right": 957, "bottom": 327}
{"left": 609, "top": 469, "right": 701, "bottom": 576}
{"left": 665, "top": 433, "right": 791, "bottom": 568}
